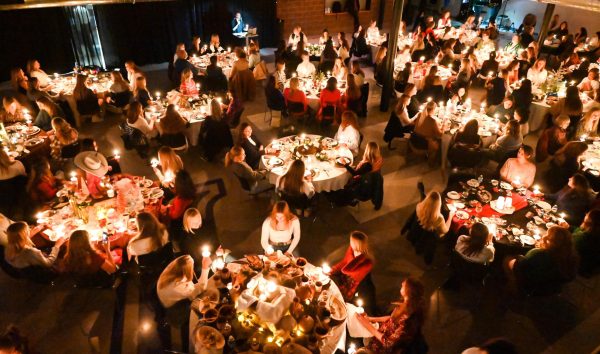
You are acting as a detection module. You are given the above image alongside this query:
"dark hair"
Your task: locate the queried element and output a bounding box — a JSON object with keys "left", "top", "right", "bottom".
{"left": 479, "top": 337, "right": 518, "bottom": 354}
{"left": 276, "top": 57, "right": 285, "bottom": 66}
{"left": 462, "top": 223, "right": 489, "bottom": 257}
{"left": 458, "top": 119, "right": 480, "bottom": 145}
{"left": 582, "top": 209, "right": 600, "bottom": 235}
{"left": 0, "top": 325, "right": 30, "bottom": 354}
{"left": 326, "top": 77, "right": 338, "bottom": 91}
{"left": 570, "top": 173, "right": 590, "bottom": 195}
{"left": 565, "top": 85, "right": 583, "bottom": 113}
{"left": 515, "top": 106, "right": 529, "bottom": 123}
{"left": 80, "top": 138, "right": 96, "bottom": 152}
{"left": 174, "top": 170, "right": 196, "bottom": 200}
{"left": 210, "top": 55, "right": 218, "bottom": 65}
{"left": 521, "top": 144, "right": 534, "bottom": 157}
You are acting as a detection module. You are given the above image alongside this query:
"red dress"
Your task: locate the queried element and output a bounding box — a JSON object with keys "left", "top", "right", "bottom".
{"left": 330, "top": 246, "right": 373, "bottom": 300}
{"left": 167, "top": 196, "right": 193, "bottom": 221}
{"left": 180, "top": 79, "right": 199, "bottom": 96}
{"left": 32, "top": 176, "right": 58, "bottom": 202}
{"left": 283, "top": 88, "right": 308, "bottom": 111}
{"left": 318, "top": 88, "right": 341, "bottom": 120}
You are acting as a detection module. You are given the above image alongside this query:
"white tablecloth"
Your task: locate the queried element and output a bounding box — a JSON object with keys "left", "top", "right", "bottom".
{"left": 260, "top": 135, "right": 353, "bottom": 193}
{"left": 529, "top": 101, "right": 551, "bottom": 133}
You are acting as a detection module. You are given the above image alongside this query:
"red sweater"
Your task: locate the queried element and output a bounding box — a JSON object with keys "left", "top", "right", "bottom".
{"left": 168, "top": 196, "right": 192, "bottom": 221}
{"left": 330, "top": 246, "right": 373, "bottom": 300}
{"left": 283, "top": 88, "right": 308, "bottom": 111}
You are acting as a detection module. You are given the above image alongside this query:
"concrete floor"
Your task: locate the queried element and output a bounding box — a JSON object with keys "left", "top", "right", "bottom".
{"left": 1, "top": 48, "right": 600, "bottom": 354}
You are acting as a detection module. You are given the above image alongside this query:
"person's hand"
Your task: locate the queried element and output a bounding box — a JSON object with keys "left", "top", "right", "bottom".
{"left": 103, "top": 239, "right": 111, "bottom": 251}
{"left": 54, "top": 237, "right": 67, "bottom": 248}
{"left": 202, "top": 255, "right": 213, "bottom": 269}
{"left": 305, "top": 175, "right": 313, "bottom": 182}
{"left": 557, "top": 219, "right": 569, "bottom": 228}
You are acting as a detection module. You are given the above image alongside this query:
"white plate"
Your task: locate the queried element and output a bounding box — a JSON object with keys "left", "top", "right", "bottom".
{"left": 467, "top": 179, "right": 479, "bottom": 187}
{"left": 520, "top": 235, "right": 536, "bottom": 245}
{"left": 7, "top": 151, "right": 19, "bottom": 159}
{"left": 453, "top": 202, "right": 465, "bottom": 209}
{"left": 500, "top": 182, "right": 513, "bottom": 190}
{"left": 455, "top": 210, "right": 469, "bottom": 220}
{"left": 447, "top": 191, "right": 461, "bottom": 200}
{"left": 25, "top": 137, "right": 44, "bottom": 147}
{"left": 533, "top": 216, "right": 544, "bottom": 225}
{"left": 490, "top": 200, "right": 515, "bottom": 214}
{"left": 512, "top": 228, "right": 524, "bottom": 236}
{"left": 536, "top": 201, "right": 551, "bottom": 211}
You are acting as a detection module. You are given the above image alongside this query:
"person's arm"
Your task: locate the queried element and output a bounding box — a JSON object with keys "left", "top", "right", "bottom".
{"left": 287, "top": 218, "right": 301, "bottom": 254}
{"left": 260, "top": 219, "right": 271, "bottom": 252}
{"left": 345, "top": 162, "right": 372, "bottom": 176}
{"left": 329, "top": 246, "right": 352, "bottom": 275}
{"left": 100, "top": 242, "right": 117, "bottom": 274}
{"left": 168, "top": 197, "right": 189, "bottom": 220}
{"left": 303, "top": 180, "right": 315, "bottom": 198}
{"left": 398, "top": 110, "right": 415, "bottom": 126}
{"left": 499, "top": 159, "right": 510, "bottom": 182}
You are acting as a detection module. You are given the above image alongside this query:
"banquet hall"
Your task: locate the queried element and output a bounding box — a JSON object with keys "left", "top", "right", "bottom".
{"left": 1, "top": 0, "right": 600, "bottom": 353}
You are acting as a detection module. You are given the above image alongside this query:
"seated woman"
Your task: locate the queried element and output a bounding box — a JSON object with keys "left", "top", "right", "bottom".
{"left": 26, "top": 59, "right": 51, "bottom": 88}
{"left": 162, "top": 170, "right": 195, "bottom": 228}
{"left": 318, "top": 77, "right": 342, "bottom": 122}
{"left": 573, "top": 209, "right": 600, "bottom": 275}
{"left": 265, "top": 75, "right": 286, "bottom": 112}
{"left": 50, "top": 117, "right": 79, "bottom": 162}
{"left": 335, "top": 111, "right": 361, "bottom": 156}
{"left": 492, "top": 97, "right": 516, "bottom": 124}
{"left": 536, "top": 114, "right": 569, "bottom": 163}
{"left": 419, "top": 66, "right": 444, "bottom": 102}
{"left": 27, "top": 158, "right": 59, "bottom": 204}
{"left": 73, "top": 74, "right": 103, "bottom": 118}
{"left": 230, "top": 48, "right": 250, "bottom": 79}
{"left": 332, "top": 57, "right": 347, "bottom": 81}
{"left": 283, "top": 77, "right": 308, "bottom": 115}
{"left": 134, "top": 76, "right": 153, "bottom": 108}
{"left": 237, "top": 122, "right": 264, "bottom": 170}
{"left": 179, "top": 68, "right": 198, "bottom": 97}
{"left": 412, "top": 101, "right": 443, "bottom": 166}
{"left": 356, "top": 277, "right": 427, "bottom": 353}
{"left": 206, "top": 34, "right": 224, "bottom": 54}
{"left": 545, "top": 174, "right": 595, "bottom": 226}
{"left": 499, "top": 145, "right": 536, "bottom": 188}
{"left": 345, "top": 141, "right": 383, "bottom": 178}
{"left": 10, "top": 68, "right": 29, "bottom": 96}
{"left": 455, "top": 223, "right": 495, "bottom": 264}
{"left": 107, "top": 71, "right": 131, "bottom": 107}
{"left": 384, "top": 94, "right": 416, "bottom": 148}
{"left": 157, "top": 255, "right": 210, "bottom": 309}
{"left": 342, "top": 74, "right": 362, "bottom": 115}
{"left": 328, "top": 231, "right": 375, "bottom": 310}
{"left": 577, "top": 68, "right": 600, "bottom": 97}
{"left": 412, "top": 192, "right": 455, "bottom": 265}
{"left": 511, "top": 79, "right": 533, "bottom": 113}
{"left": 61, "top": 230, "right": 117, "bottom": 281}
{"left": 127, "top": 212, "right": 169, "bottom": 261}
{"left": 5, "top": 221, "right": 65, "bottom": 269}
{"left": 27, "top": 77, "right": 55, "bottom": 104}
{"left": 34, "top": 96, "right": 64, "bottom": 132}
{"left": 260, "top": 201, "right": 301, "bottom": 255}
{"left": 276, "top": 160, "right": 315, "bottom": 211}
{"left": 248, "top": 43, "right": 261, "bottom": 70}
{"left": 175, "top": 208, "right": 221, "bottom": 268}
{"left": 125, "top": 61, "right": 145, "bottom": 91}
{"left": 526, "top": 58, "right": 548, "bottom": 87}
{"left": 394, "top": 62, "right": 412, "bottom": 93}
{"left": 545, "top": 141, "right": 588, "bottom": 193}
{"left": 224, "top": 146, "right": 272, "bottom": 194}
{"left": 126, "top": 101, "right": 157, "bottom": 139}
{"left": 157, "top": 104, "right": 188, "bottom": 148}
{"left": 507, "top": 226, "right": 578, "bottom": 294}
{"left": 550, "top": 86, "right": 583, "bottom": 136}
{"left": 1, "top": 97, "right": 26, "bottom": 124}
{"left": 73, "top": 151, "right": 109, "bottom": 199}
{"left": 576, "top": 107, "right": 600, "bottom": 138}
{"left": 488, "top": 120, "right": 523, "bottom": 161}
{"left": 0, "top": 147, "right": 26, "bottom": 182}
{"left": 199, "top": 99, "right": 233, "bottom": 162}
{"left": 153, "top": 146, "right": 184, "bottom": 188}
{"left": 451, "top": 119, "right": 482, "bottom": 148}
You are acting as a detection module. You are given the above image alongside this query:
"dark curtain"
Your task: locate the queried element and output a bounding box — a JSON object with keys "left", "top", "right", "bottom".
{"left": 64, "top": 5, "right": 105, "bottom": 68}
{"left": 94, "top": 0, "right": 277, "bottom": 69}
{"left": 0, "top": 8, "right": 75, "bottom": 82}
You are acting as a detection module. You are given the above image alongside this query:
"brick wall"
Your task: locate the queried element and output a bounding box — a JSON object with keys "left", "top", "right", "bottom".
{"left": 276, "top": 0, "right": 395, "bottom": 40}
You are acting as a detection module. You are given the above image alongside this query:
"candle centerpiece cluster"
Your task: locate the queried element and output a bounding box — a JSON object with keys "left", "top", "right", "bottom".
{"left": 192, "top": 251, "right": 347, "bottom": 353}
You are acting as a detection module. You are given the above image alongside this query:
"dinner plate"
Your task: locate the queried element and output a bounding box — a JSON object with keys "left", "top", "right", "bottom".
{"left": 455, "top": 210, "right": 469, "bottom": 220}
{"left": 453, "top": 202, "right": 465, "bottom": 209}
{"left": 447, "top": 191, "right": 461, "bottom": 200}
{"left": 536, "top": 201, "right": 551, "bottom": 211}
{"left": 142, "top": 179, "right": 154, "bottom": 188}
{"left": 533, "top": 216, "right": 544, "bottom": 225}
{"left": 336, "top": 156, "right": 350, "bottom": 165}
{"left": 512, "top": 228, "right": 524, "bottom": 236}
{"left": 520, "top": 235, "right": 536, "bottom": 245}
{"left": 266, "top": 156, "right": 284, "bottom": 167}
{"left": 500, "top": 182, "right": 513, "bottom": 190}
{"left": 25, "top": 126, "right": 41, "bottom": 136}
{"left": 149, "top": 188, "right": 164, "bottom": 199}
{"left": 466, "top": 179, "right": 479, "bottom": 187}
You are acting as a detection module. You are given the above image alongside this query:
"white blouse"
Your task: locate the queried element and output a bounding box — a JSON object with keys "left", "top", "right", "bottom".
{"left": 127, "top": 231, "right": 169, "bottom": 261}
{"left": 527, "top": 68, "right": 548, "bottom": 87}
{"left": 0, "top": 160, "right": 26, "bottom": 181}
{"left": 455, "top": 235, "right": 495, "bottom": 264}
{"left": 297, "top": 61, "right": 316, "bottom": 78}
{"left": 261, "top": 217, "right": 301, "bottom": 253}
{"left": 157, "top": 269, "right": 209, "bottom": 308}
{"left": 30, "top": 70, "right": 51, "bottom": 88}
{"left": 335, "top": 125, "right": 361, "bottom": 155}
{"left": 128, "top": 117, "right": 157, "bottom": 138}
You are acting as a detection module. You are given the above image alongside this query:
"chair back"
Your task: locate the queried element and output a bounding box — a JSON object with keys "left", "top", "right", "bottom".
{"left": 61, "top": 141, "right": 81, "bottom": 159}
{"left": 450, "top": 250, "right": 490, "bottom": 283}
{"left": 0, "top": 175, "right": 27, "bottom": 217}
{"left": 160, "top": 133, "right": 188, "bottom": 150}
{"left": 448, "top": 144, "right": 482, "bottom": 169}
{"left": 0, "top": 245, "right": 22, "bottom": 279}
{"left": 278, "top": 191, "right": 310, "bottom": 211}
{"left": 137, "top": 242, "right": 174, "bottom": 274}
{"left": 354, "top": 172, "right": 384, "bottom": 210}
{"left": 20, "top": 265, "right": 58, "bottom": 284}
{"left": 409, "top": 132, "right": 429, "bottom": 151}
{"left": 113, "top": 91, "right": 133, "bottom": 108}
{"left": 229, "top": 108, "right": 245, "bottom": 128}
{"left": 288, "top": 101, "right": 305, "bottom": 114}
{"left": 234, "top": 174, "right": 252, "bottom": 192}
{"left": 321, "top": 105, "right": 336, "bottom": 120}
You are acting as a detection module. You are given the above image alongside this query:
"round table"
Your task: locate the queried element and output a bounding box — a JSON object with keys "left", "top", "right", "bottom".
{"left": 284, "top": 77, "right": 346, "bottom": 111}
{"left": 260, "top": 134, "right": 353, "bottom": 193}
{"left": 189, "top": 53, "right": 234, "bottom": 78}
{"left": 4, "top": 123, "right": 51, "bottom": 165}
{"left": 529, "top": 100, "right": 551, "bottom": 133}
{"left": 188, "top": 256, "right": 347, "bottom": 353}
{"left": 443, "top": 177, "right": 567, "bottom": 257}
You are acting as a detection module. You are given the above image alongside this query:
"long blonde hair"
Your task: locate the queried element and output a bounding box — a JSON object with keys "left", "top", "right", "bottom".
{"left": 210, "top": 99, "right": 223, "bottom": 120}
{"left": 183, "top": 208, "right": 202, "bottom": 233}
{"left": 157, "top": 255, "right": 195, "bottom": 290}
{"left": 340, "top": 110, "right": 359, "bottom": 131}
{"left": 51, "top": 117, "right": 78, "bottom": 145}
{"left": 158, "top": 146, "right": 184, "bottom": 176}
{"left": 269, "top": 201, "right": 296, "bottom": 229}
{"left": 135, "top": 212, "right": 166, "bottom": 249}
{"left": 580, "top": 107, "right": 600, "bottom": 134}
{"left": 5, "top": 222, "right": 33, "bottom": 260}
{"left": 361, "top": 141, "right": 382, "bottom": 168}
{"left": 416, "top": 191, "right": 443, "bottom": 231}
{"left": 181, "top": 68, "right": 194, "bottom": 85}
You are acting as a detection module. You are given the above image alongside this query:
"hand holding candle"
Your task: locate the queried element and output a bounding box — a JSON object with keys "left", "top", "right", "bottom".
{"left": 202, "top": 245, "right": 211, "bottom": 258}
{"left": 356, "top": 298, "right": 365, "bottom": 314}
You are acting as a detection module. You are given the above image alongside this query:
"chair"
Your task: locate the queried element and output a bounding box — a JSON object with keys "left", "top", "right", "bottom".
{"left": 119, "top": 122, "right": 150, "bottom": 158}
{"left": 408, "top": 132, "right": 429, "bottom": 155}
{"left": 234, "top": 174, "right": 272, "bottom": 196}
{"left": 320, "top": 104, "right": 336, "bottom": 131}
{"left": 160, "top": 133, "right": 188, "bottom": 152}
{"left": 0, "top": 175, "right": 27, "bottom": 218}
{"left": 287, "top": 101, "right": 308, "bottom": 126}
{"left": 353, "top": 171, "right": 384, "bottom": 210}
{"left": 61, "top": 141, "right": 81, "bottom": 159}
{"left": 406, "top": 212, "right": 439, "bottom": 265}
{"left": 228, "top": 108, "right": 245, "bottom": 129}
{"left": 448, "top": 144, "right": 483, "bottom": 170}
{"left": 0, "top": 245, "right": 22, "bottom": 279}
{"left": 112, "top": 91, "right": 133, "bottom": 109}
{"left": 359, "top": 83, "right": 369, "bottom": 118}
{"left": 449, "top": 250, "right": 490, "bottom": 285}
{"left": 136, "top": 242, "right": 175, "bottom": 280}
{"left": 278, "top": 191, "right": 311, "bottom": 215}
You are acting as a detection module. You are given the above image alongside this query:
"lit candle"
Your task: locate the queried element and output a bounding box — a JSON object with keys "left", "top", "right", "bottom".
{"left": 533, "top": 185, "right": 541, "bottom": 195}
{"left": 113, "top": 149, "right": 120, "bottom": 160}
{"left": 533, "top": 229, "right": 541, "bottom": 240}
{"left": 559, "top": 212, "right": 566, "bottom": 220}
{"left": 53, "top": 73, "right": 59, "bottom": 79}
{"left": 497, "top": 196, "right": 505, "bottom": 210}
{"left": 150, "top": 158, "right": 159, "bottom": 168}
{"left": 419, "top": 56, "right": 425, "bottom": 63}
{"left": 448, "top": 63, "right": 453, "bottom": 70}
{"left": 266, "top": 246, "right": 274, "bottom": 255}
{"left": 427, "top": 97, "right": 432, "bottom": 102}
{"left": 163, "top": 171, "right": 174, "bottom": 183}
{"left": 213, "top": 257, "right": 225, "bottom": 270}
{"left": 266, "top": 281, "right": 277, "bottom": 293}
{"left": 107, "top": 188, "right": 115, "bottom": 198}
{"left": 348, "top": 343, "right": 357, "bottom": 354}
{"left": 227, "top": 47, "right": 231, "bottom": 52}
{"left": 292, "top": 72, "right": 297, "bottom": 78}
{"left": 505, "top": 197, "right": 513, "bottom": 209}
{"left": 322, "top": 262, "right": 331, "bottom": 274}
{"left": 155, "top": 91, "right": 161, "bottom": 100}
{"left": 580, "top": 134, "right": 588, "bottom": 142}
{"left": 514, "top": 176, "right": 521, "bottom": 186}
{"left": 487, "top": 223, "right": 497, "bottom": 237}
{"left": 356, "top": 298, "right": 364, "bottom": 314}
{"left": 70, "top": 171, "right": 77, "bottom": 183}
{"left": 201, "top": 245, "right": 211, "bottom": 258}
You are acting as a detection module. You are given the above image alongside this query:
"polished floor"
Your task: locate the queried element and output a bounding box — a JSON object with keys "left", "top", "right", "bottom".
{"left": 1, "top": 51, "right": 600, "bottom": 354}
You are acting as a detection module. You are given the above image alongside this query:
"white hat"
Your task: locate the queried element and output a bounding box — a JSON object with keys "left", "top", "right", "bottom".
{"left": 74, "top": 151, "right": 109, "bottom": 178}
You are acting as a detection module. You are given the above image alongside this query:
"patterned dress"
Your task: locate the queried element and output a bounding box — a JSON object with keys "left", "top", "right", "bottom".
{"left": 367, "top": 311, "right": 422, "bottom": 354}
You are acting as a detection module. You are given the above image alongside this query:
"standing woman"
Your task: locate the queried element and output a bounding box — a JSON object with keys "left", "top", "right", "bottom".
{"left": 125, "top": 61, "right": 145, "bottom": 91}
{"left": 260, "top": 201, "right": 301, "bottom": 255}
{"left": 328, "top": 231, "right": 375, "bottom": 312}
{"left": 342, "top": 74, "right": 362, "bottom": 115}
{"left": 153, "top": 146, "right": 184, "bottom": 188}
{"left": 335, "top": 111, "right": 361, "bottom": 155}
{"left": 162, "top": 170, "right": 196, "bottom": 227}
{"left": 356, "top": 277, "right": 428, "bottom": 353}
{"left": 237, "top": 122, "right": 264, "bottom": 169}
